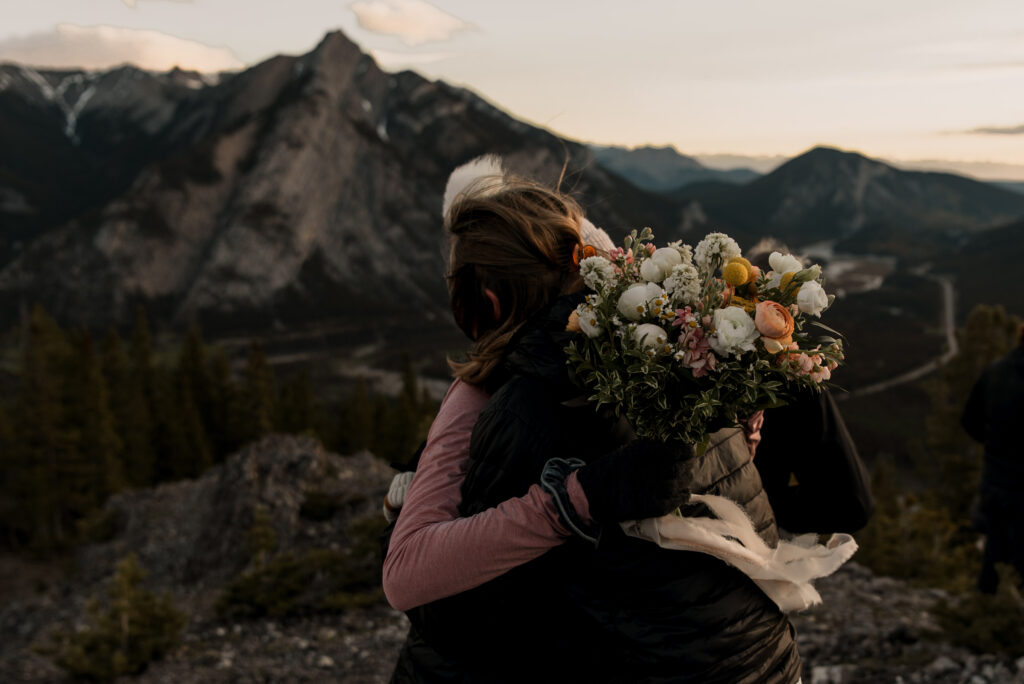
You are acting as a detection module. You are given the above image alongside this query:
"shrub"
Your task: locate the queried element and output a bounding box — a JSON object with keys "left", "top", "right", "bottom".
{"left": 932, "top": 565, "right": 1024, "bottom": 657}
{"left": 217, "top": 514, "right": 389, "bottom": 620}
{"left": 42, "top": 554, "right": 186, "bottom": 681}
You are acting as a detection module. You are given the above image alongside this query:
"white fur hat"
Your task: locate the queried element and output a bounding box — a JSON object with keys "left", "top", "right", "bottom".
{"left": 442, "top": 155, "right": 507, "bottom": 221}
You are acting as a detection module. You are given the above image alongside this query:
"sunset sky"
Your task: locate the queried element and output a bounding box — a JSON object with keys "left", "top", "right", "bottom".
{"left": 2, "top": 0, "right": 1023, "bottom": 179}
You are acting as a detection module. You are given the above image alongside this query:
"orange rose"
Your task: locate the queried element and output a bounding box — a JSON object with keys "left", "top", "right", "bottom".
{"left": 754, "top": 300, "right": 795, "bottom": 340}
{"left": 566, "top": 310, "right": 582, "bottom": 332}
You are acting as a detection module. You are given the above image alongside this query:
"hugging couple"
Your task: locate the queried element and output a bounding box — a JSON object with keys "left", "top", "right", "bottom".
{"left": 381, "top": 156, "right": 870, "bottom": 684}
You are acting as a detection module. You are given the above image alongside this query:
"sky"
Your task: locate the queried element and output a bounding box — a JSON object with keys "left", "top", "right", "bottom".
{"left": 1, "top": 0, "right": 1023, "bottom": 179}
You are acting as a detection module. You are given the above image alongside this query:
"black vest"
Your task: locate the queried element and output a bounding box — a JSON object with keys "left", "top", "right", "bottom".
{"left": 392, "top": 296, "right": 801, "bottom": 684}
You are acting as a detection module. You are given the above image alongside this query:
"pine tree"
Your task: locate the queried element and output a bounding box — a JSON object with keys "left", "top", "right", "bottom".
{"left": 335, "top": 377, "right": 374, "bottom": 454}
{"left": 373, "top": 355, "right": 432, "bottom": 464}
{"left": 166, "top": 324, "right": 213, "bottom": 479}
{"left": 169, "top": 379, "right": 212, "bottom": 479}
{"left": 14, "top": 305, "right": 76, "bottom": 550}
{"left": 101, "top": 329, "right": 154, "bottom": 488}
{"left": 206, "top": 346, "right": 237, "bottom": 461}
{"left": 66, "top": 332, "right": 122, "bottom": 515}
{"left": 177, "top": 324, "right": 213, "bottom": 434}
{"left": 276, "top": 370, "right": 317, "bottom": 435}
{"left": 48, "top": 553, "right": 187, "bottom": 680}
{"left": 235, "top": 342, "right": 276, "bottom": 446}
{"left": 128, "top": 307, "right": 160, "bottom": 485}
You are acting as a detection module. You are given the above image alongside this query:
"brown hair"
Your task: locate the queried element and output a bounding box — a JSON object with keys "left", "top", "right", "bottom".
{"left": 445, "top": 176, "right": 584, "bottom": 385}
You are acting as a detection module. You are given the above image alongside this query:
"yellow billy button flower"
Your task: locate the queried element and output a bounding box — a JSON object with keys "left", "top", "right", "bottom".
{"left": 779, "top": 271, "right": 796, "bottom": 292}
{"left": 722, "top": 256, "right": 754, "bottom": 287}
{"left": 729, "top": 294, "right": 758, "bottom": 313}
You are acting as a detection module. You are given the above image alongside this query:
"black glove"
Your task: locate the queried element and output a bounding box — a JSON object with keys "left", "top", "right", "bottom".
{"left": 576, "top": 439, "right": 694, "bottom": 523}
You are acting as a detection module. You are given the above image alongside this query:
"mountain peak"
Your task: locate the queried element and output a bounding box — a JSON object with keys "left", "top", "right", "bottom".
{"left": 313, "top": 30, "right": 362, "bottom": 57}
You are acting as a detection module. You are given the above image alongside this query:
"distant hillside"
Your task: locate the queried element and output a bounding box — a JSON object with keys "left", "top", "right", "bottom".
{"left": 993, "top": 181, "right": 1024, "bottom": 195}
{"left": 674, "top": 146, "right": 1024, "bottom": 257}
{"left": 938, "top": 217, "right": 1024, "bottom": 321}
{"left": 591, "top": 144, "right": 759, "bottom": 192}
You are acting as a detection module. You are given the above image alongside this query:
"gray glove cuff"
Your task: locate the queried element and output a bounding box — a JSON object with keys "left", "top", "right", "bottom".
{"left": 540, "top": 458, "right": 601, "bottom": 546}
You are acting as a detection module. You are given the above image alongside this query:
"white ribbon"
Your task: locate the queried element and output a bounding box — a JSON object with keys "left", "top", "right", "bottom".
{"left": 622, "top": 493, "right": 858, "bottom": 612}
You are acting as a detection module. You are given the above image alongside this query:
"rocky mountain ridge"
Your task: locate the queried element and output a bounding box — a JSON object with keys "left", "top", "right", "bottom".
{"left": 0, "top": 31, "right": 680, "bottom": 341}
{"left": 673, "top": 146, "right": 1024, "bottom": 255}
{"left": 4, "top": 31, "right": 1024, "bottom": 346}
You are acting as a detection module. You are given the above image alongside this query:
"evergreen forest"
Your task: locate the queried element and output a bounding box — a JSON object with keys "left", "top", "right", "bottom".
{"left": 0, "top": 305, "right": 436, "bottom": 554}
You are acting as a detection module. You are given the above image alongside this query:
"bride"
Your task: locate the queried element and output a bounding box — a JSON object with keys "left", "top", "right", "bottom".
{"left": 384, "top": 156, "right": 803, "bottom": 683}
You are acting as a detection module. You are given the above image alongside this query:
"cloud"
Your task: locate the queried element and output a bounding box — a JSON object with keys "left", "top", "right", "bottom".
{"left": 350, "top": 0, "right": 470, "bottom": 46}
{"left": 0, "top": 24, "right": 243, "bottom": 72}
{"left": 966, "top": 123, "right": 1024, "bottom": 135}
{"left": 369, "top": 48, "right": 455, "bottom": 69}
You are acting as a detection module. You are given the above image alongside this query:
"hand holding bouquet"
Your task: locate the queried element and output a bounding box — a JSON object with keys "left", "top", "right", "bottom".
{"left": 566, "top": 228, "right": 843, "bottom": 447}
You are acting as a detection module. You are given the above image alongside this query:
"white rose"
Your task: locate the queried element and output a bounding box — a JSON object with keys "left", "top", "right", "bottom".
{"left": 641, "top": 247, "right": 685, "bottom": 283}
{"left": 651, "top": 247, "right": 682, "bottom": 271}
{"left": 640, "top": 258, "right": 666, "bottom": 283}
{"left": 633, "top": 323, "right": 668, "bottom": 349}
{"left": 768, "top": 251, "right": 802, "bottom": 275}
{"left": 796, "top": 280, "right": 829, "bottom": 317}
{"left": 708, "top": 307, "right": 758, "bottom": 357}
{"left": 616, "top": 283, "right": 665, "bottom": 321}
{"left": 575, "top": 303, "right": 602, "bottom": 337}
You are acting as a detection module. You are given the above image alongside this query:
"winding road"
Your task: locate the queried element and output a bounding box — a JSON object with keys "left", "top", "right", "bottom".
{"left": 843, "top": 274, "right": 957, "bottom": 399}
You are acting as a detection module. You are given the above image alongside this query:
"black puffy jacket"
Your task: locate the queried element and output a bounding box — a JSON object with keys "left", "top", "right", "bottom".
{"left": 392, "top": 294, "right": 802, "bottom": 684}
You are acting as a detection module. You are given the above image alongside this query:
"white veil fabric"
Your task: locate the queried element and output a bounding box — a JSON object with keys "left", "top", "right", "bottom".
{"left": 623, "top": 493, "right": 858, "bottom": 612}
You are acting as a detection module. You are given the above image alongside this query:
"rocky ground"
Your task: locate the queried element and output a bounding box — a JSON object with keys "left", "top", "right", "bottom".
{"left": 1, "top": 435, "right": 1022, "bottom": 683}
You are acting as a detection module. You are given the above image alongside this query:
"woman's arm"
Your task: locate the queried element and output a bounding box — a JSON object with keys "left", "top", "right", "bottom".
{"left": 382, "top": 379, "right": 590, "bottom": 612}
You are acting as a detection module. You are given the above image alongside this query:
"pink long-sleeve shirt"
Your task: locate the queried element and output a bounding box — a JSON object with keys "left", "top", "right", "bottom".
{"left": 382, "top": 379, "right": 590, "bottom": 612}
{"left": 381, "top": 380, "right": 765, "bottom": 612}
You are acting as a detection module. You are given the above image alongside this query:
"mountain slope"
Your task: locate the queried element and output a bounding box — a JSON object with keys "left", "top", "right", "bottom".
{"left": 0, "top": 32, "right": 682, "bottom": 337}
{"left": 675, "top": 146, "right": 1024, "bottom": 254}
{"left": 591, "top": 144, "right": 759, "bottom": 192}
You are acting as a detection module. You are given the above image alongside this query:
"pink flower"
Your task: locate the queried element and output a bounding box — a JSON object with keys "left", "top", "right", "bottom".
{"left": 645, "top": 243, "right": 657, "bottom": 255}
{"left": 810, "top": 366, "right": 831, "bottom": 383}
{"left": 673, "top": 312, "right": 718, "bottom": 378}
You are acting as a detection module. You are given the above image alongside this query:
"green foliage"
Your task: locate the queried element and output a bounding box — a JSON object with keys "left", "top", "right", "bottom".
{"left": 276, "top": 370, "right": 317, "bottom": 435}
{"left": 101, "top": 328, "right": 154, "bottom": 488}
{"left": 335, "top": 377, "right": 374, "bottom": 453}
{"left": 0, "top": 303, "right": 438, "bottom": 552}
{"left": 568, "top": 228, "right": 838, "bottom": 444}
{"left": 68, "top": 332, "right": 123, "bottom": 508}
{"left": 43, "top": 554, "right": 186, "bottom": 682}
{"left": 932, "top": 565, "right": 1024, "bottom": 656}
{"left": 856, "top": 479, "right": 978, "bottom": 594}
{"left": 378, "top": 355, "right": 429, "bottom": 463}
{"left": 236, "top": 342, "right": 276, "bottom": 445}
{"left": 218, "top": 513, "right": 388, "bottom": 620}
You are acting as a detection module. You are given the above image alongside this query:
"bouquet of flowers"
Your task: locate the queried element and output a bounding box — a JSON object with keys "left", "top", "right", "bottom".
{"left": 566, "top": 228, "right": 844, "bottom": 447}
